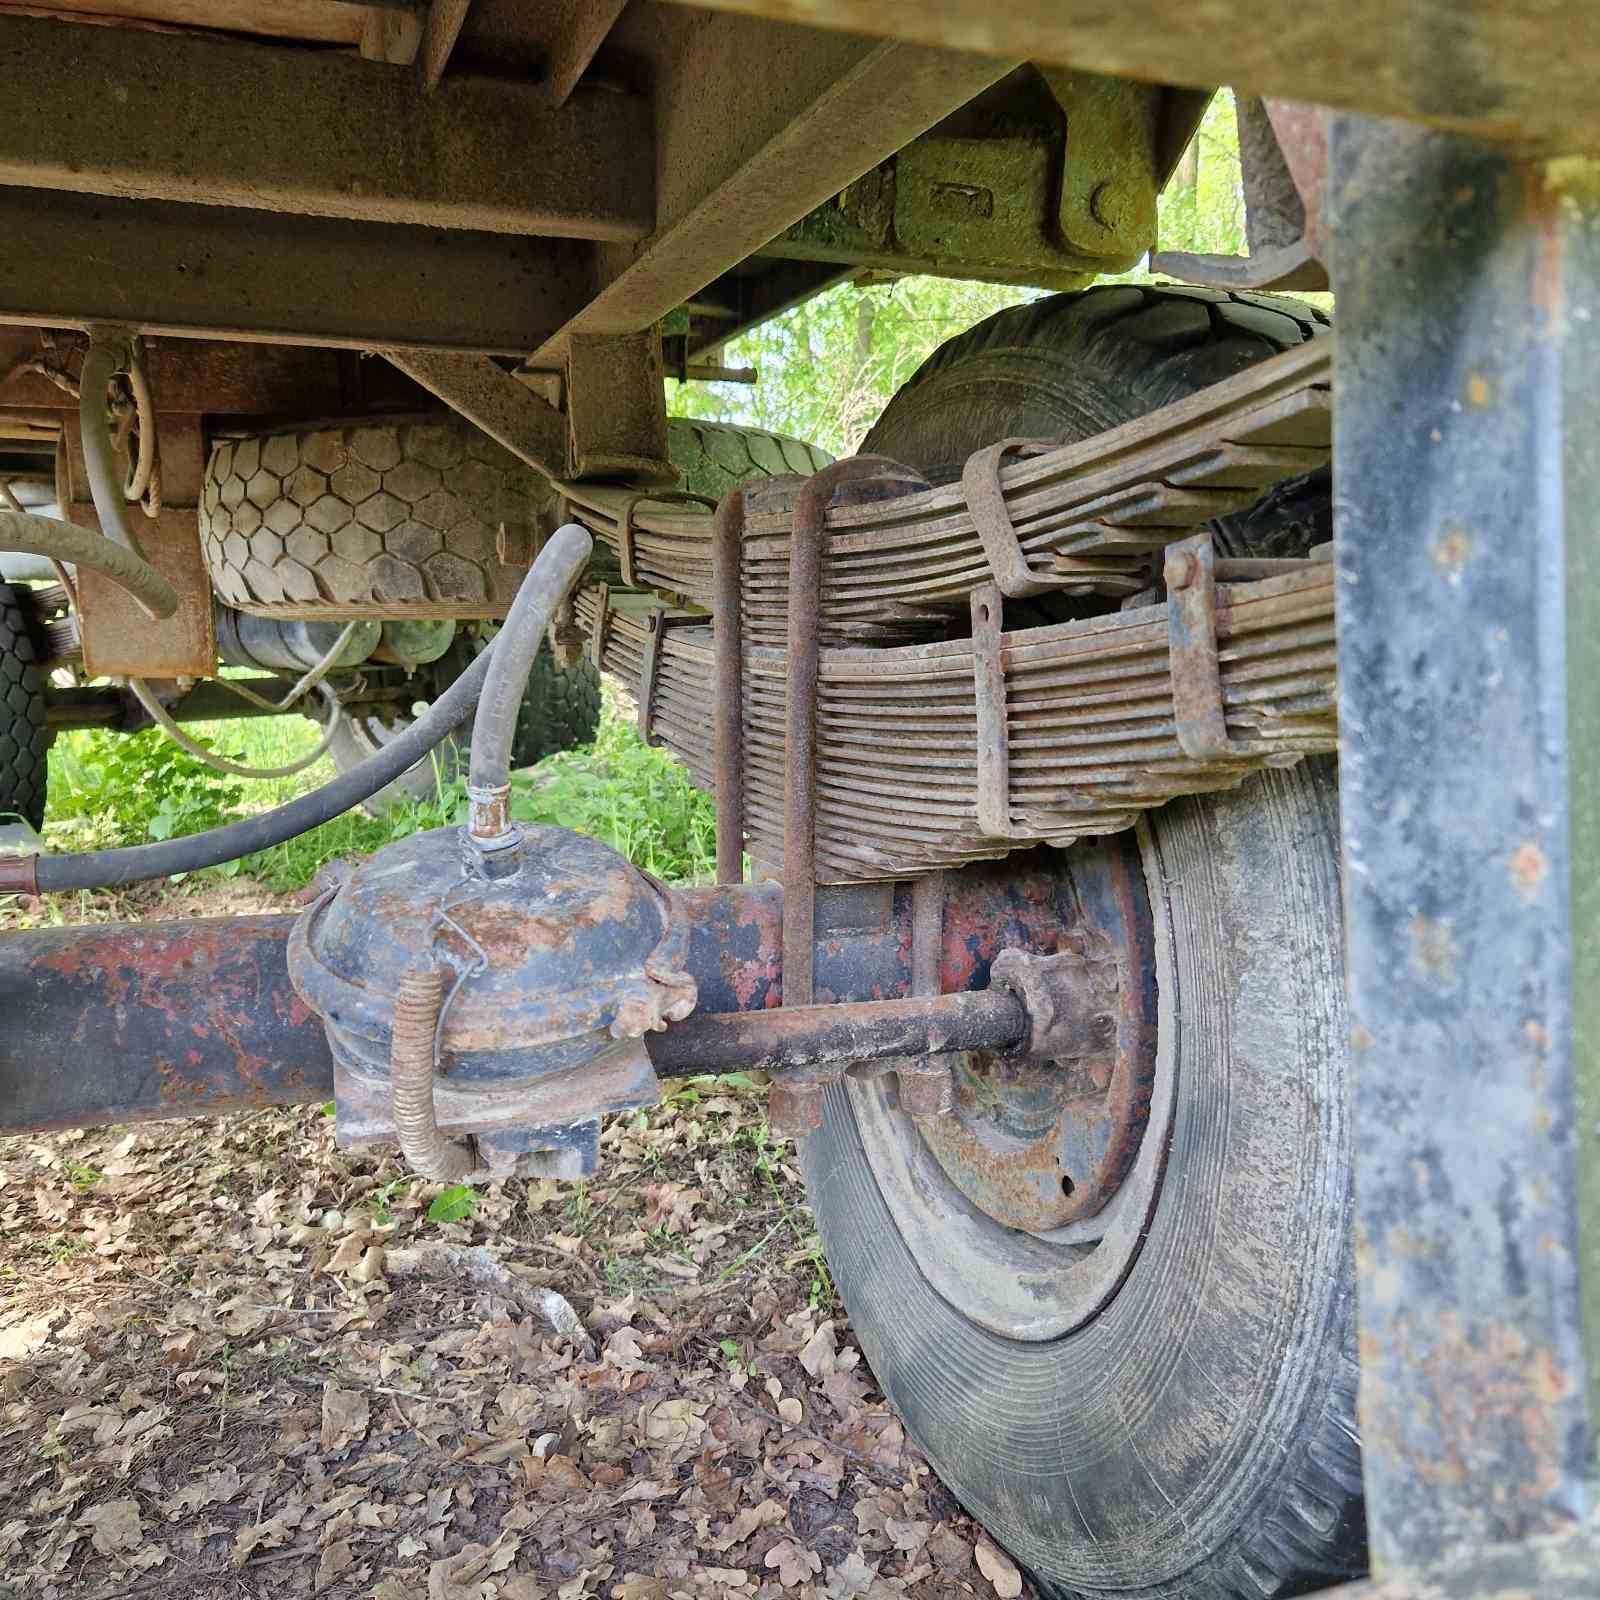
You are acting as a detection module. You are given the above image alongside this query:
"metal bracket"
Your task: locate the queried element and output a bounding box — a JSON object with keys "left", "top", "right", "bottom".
{"left": 1152, "top": 98, "right": 1328, "bottom": 292}
{"left": 587, "top": 580, "right": 611, "bottom": 671}
{"left": 969, "top": 584, "right": 1015, "bottom": 837}
{"left": 961, "top": 438, "right": 1055, "bottom": 597}
{"left": 1164, "top": 533, "right": 1239, "bottom": 762}
{"left": 711, "top": 488, "right": 748, "bottom": 885}
{"left": 565, "top": 333, "right": 678, "bottom": 486}
{"left": 617, "top": 490, "right": 718, "bottom": 590}
{"left": 636, "top": 607, "right": 697, "bottom": 746}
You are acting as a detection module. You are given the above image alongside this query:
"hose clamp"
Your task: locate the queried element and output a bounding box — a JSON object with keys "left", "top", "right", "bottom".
{"left": 465, "top": 782, "right": 521, "bottom": 864}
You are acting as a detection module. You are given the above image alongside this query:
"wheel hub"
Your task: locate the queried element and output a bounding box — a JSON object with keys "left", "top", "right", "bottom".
{"left": 912, "top": 852, "right": 1157, "bottom": 1234}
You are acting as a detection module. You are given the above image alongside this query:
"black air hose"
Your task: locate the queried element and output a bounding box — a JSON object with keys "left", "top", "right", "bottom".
{"left": 20, "top": 524, "right": 593, "bottom": 894}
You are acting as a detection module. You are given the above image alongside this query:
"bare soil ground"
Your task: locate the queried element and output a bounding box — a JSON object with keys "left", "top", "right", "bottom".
{"left": 0, "top": 882, "right": 1031, "bottom": 1600}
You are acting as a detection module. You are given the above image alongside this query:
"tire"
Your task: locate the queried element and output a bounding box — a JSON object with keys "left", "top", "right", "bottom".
{"left": 202, "top": 416, "right": 832, "bottom": 617}
{"left": 0, "top": 583, "right": 47, "bottom": 830}
{"left": 806, "top": 287, "right": 1361, "bottom": 1599}
{"left": 862, "top": 283, "right": 1331, "bottom": 564}
{"left": 665, "top": 417, "right": 833, "bottom": 499}
{"left": 325, "top": 418, "right": 831, "bottom": 810}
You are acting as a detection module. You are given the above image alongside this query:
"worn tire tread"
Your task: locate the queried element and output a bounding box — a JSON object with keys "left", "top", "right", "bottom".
{"left": 0, "top": 583, "right": 47, "bottom": 829}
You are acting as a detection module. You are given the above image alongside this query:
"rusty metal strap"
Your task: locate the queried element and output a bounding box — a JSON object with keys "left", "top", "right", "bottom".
{"left": 618, "top": 490, "right": 717, "bottom": 589}
{"left": 969, "top": 584, "right": 1016, "bottom": 837}
{"left": 960, "top": 438, "right": 1056, "bottom": 598}
{"left": 1164, "top": 533, "right": 1240, "bottom": 761}
{"left": 587, "top": 580, "right": 611, "bottom": 671}
{"left": 636, "top": 608, "right": 697, "bottom": 746}
{"left": 711, "top": 490, "right": 747, "bottom": 885}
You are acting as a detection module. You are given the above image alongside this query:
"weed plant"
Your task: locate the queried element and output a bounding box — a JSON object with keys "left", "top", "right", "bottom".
{"left": 42, "top": 683, "right": 715, "bottom": 890}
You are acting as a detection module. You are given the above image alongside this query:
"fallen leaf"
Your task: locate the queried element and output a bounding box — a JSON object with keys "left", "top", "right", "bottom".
{"left": 975, "top": 1537, "right": 1023, "bottom": 1598}
{"left": 776, "top": 1397, "right": 803, "bottom": 1426}
{"left": 765, "top": 1538, "right": 822, "bottom": 1588}
{"left": 78, "top": 1499, "right": 142, "bottom": 1554}
{"left": 612, "top": 1579, "right": 670, "bottom": 1599}
{"left": 885, "top": 1516, "right": 930, "bottom": 1555}
{"left": 316, "top": 1539, "right": 355, "bottom": 1590}
{"left": 320, "top": 1382, "right": 370, "bottom": 1453}
{"left": 350, "top": 1244, "right": 386, "bottom": 1284}
{"left": 642, "top": 1396, "right": 707, "bottom": 1448}
{"left": 825, "top": 1548, "right": 878, "bottom": 1599}
{"left": 713, "top": 1498, "right": 786, "bottom": 1551}
{"left": 325, "top": 1230, "right": 373, "bottom": 1274}
{"left": 163, "top": 1462, "right": 242, "bottom": 1519}
{"left": 798, "top": 1320, "right": 837, "bottom": 1378}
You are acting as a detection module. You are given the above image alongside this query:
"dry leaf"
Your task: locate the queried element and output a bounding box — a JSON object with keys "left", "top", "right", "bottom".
{"left": 885, "top": 1516, "right": 930, "bottom": 1555}
{"left": 975, "top": 1537, "right": 1023, "bottom": 1598}
{"left": 712, "top": 1497, "right": 786, "bottom": 1553}
{"left": 641, "top": 1396, "right": 706, "bottom": 1448}
{"left": 78, "top": 1499, "right": 142, "bottom": 1554}
{"left": 765, "top": 1538, "right": 822, "bottom": 1588}
{"left": 316, "top": 1539, "right": 355, "bottom": 1590}
{"left": 320, "top": 1382, "right": 370, "bottom": 1453}
{"left": 350, "top": 1244, "right": 386, "bottom": 1284}
{"left": 825, "top": 1548, "right": 878, "bottom": 1599}
{"left": 612, "top": 1579, "right": 670, "bottom": 1599}
{"left": 164, "top": 1462, "right": 242, "bottom": 1519}
{"left": 776, "top": 1397, "right": 803, "bottom": 1426}
{"left": 797, "top": 1320, "right": 837, "bottom": 1378}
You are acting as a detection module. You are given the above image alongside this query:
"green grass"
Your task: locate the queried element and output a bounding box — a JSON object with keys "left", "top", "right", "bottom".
{"left": 41, "top": 682, "right": 716, "bottom": 891}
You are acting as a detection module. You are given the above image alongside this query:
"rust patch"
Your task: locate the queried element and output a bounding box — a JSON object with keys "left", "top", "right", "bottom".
{"left": 1407, "top": 914, "right": 1459, "bottom": 985}
{"left": 1432, "top": 524, "right": 1473, "bottom": 583}
{"left": 1508, "top": 840, "right": 1548, "bottom": 903}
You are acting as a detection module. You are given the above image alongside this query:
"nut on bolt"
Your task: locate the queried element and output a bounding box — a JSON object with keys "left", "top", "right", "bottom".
{"left": 898, "top": 1058, "right": 954, "bottom": 1118}
{"left": 989, "top": 942, "right": 1119, "bottom": 1065}
{"left": 769, "top": 1075, "right": 827, "bottom": 1138}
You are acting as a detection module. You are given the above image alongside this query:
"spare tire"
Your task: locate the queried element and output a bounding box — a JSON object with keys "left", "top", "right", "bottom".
{"left": 201, "top": 416, "right": 831, "bottom": 618}
{"left": 317, "top": 416, "right": 833, "bottom": 810}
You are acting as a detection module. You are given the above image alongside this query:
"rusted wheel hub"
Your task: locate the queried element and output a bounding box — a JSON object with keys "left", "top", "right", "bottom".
{"left": 910, "top": 844, "right": 1156, "bottom": 1234}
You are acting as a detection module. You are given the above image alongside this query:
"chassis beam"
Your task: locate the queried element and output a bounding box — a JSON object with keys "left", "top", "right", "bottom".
{"left": 1333, "top": 119, "right": 1600, "bottom": 1566}
{"left": 674, "top": 0, "right": 1600, "bottom": 158}
{"left": 0, "top": 12, "right": 653, "bottom": 241}
{"left": 0, "top": 188, "right": 593, "bottom": 355}
{"left": 529, "top": 19, "right": 1012, "bottom": 357}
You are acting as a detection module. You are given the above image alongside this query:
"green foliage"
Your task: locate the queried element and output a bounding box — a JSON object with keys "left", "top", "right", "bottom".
{"left": 507, "top": 692, "right": 715, "bottom": 883}
{"left": 1146, "top": 91, "right": 1246, "bottom": 261}
{"left": 426, "top": 1185, "right": 476, "bottom": 1224}
{"left": 42, "top": 681, "right": 714, "bottom": 893}
{"left": 669, "top": 276, "right": 1038, "bottom": 457}
{"left": 47, "top": 725, "right": 245, "bottom": 856}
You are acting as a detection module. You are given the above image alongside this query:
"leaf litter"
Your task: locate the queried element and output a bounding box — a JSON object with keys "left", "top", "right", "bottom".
{"left": 0, "top": 883, "right": 1036, "bottom": 1599}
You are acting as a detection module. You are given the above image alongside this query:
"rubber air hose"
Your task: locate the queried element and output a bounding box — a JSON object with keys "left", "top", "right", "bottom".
{"left": 78, "top": 334, "right": 144, "bottom": 557}
{"left": 26, "top": 524, "right": 594, "bottom": 894}
{"left": 0, "top": 508, "right": 179, "bottom": 619}
{"left": 464, "top": 523, "right": 595, "bottom": 848}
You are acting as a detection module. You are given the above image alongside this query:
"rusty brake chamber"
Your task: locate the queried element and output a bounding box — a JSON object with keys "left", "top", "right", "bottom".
{"left": 289, "top": 523, "right": 698, "bottom": 1182}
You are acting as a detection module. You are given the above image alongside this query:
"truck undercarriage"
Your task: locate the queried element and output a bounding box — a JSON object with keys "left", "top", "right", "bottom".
{"left": 1, "top": 2, "right": 1597, "bottom": 1595}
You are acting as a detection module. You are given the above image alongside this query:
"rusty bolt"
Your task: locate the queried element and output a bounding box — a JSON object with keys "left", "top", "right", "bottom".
{"left": 898, "top": 1059, "right": 954, "bottom": 1118}
{"left": 769, "top": 1075, "right": 826, "bottom": 1139}
{"left": 1164, "top": 549, "right": 1197, "bottom": 590}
